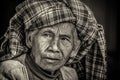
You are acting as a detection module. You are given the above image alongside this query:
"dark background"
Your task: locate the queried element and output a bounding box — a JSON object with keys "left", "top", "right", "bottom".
{"left": 0, "top": 0, "right": 119, "bottom": 80}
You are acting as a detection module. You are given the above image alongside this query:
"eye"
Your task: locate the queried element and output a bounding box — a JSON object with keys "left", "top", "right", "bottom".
{"left": 42, "top": 32, "right": 53, "bottom": 39}
{"left": 43, "top": 33, "right": 50, "bottom": 37}
{"left": 60, "top": 36, "right": 71, "bottom": 42}
{"left": 60, "top": 37, "right": 69, "bottom": 41}
{"left": 43, "top": 33, "right": 51, "bottom": 37}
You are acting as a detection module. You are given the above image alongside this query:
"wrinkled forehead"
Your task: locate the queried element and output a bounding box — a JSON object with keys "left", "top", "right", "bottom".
{"left": 38, "top": 22, "right": 75, "bottom": 35}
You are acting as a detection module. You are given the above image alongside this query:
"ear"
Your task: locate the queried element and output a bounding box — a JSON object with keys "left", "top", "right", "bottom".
{"left": 69, "top": 39, "right": 80, "bottom": 63}
{"left": 26, "top": 32, "right": 32, "bottom": 48}
{"left": 26, "top": 30, "right": 38, "bottom": 48}
{"left": 68, "top": 29, "right": 81, "bottom": 63}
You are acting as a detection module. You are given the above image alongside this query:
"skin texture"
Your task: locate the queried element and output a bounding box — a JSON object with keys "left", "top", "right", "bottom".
{"left": 28, "top": 22, "right": 79, "bottom": 73}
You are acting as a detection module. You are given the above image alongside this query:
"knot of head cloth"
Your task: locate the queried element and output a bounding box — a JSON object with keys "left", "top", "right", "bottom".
{"left": 0, "top": 0, "right": 107, "bottom": 79}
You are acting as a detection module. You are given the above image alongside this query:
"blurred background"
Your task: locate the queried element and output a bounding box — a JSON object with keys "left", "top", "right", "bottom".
{"left": 0, "top": 0, "right": 119, "bottom": 80}
{"left": 81, "top": 0, "right": 119, "bottom": 80}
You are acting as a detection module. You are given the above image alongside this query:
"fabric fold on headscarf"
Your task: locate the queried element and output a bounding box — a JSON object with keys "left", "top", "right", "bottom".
{"left": 0, "top": 0, "right": 107, "bottom": 79}
{"left": 62, "top": 0, "right": 106, "bottom": 79}
{"left": 0, "top": 0, "right": 76, "bottom": 60}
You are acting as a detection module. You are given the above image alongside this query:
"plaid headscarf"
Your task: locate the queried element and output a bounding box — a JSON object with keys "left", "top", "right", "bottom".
{"left": 0, "top": 0, "right": 107, "bottom": 79}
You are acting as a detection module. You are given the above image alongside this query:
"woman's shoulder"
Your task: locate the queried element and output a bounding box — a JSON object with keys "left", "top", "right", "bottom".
{"left": 0, "top": 53, "right": 27, "bottom": 70}
{"left": 60, "top": 66, "right": 78, "bottom": 80}
{"left": 0, "top": 60, "right": 25, "bottom": 72}
{"left": 0, "top": 59, "right": 29, "bottom": 80}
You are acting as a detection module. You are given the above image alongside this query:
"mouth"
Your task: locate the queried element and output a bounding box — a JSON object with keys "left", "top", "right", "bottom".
{"left": 44, "top": 57, "right": 60, "bottom": 60}
{"left": 43, "top": 57, "right": 61, "bottom": 63}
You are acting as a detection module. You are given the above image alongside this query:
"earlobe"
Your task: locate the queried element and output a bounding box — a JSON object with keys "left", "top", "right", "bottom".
{"left": 67, "top": 39, "right": 80, "bottom": 64}
{"left": 71, "top": 39, "right": 80, "bottom": 58}
{"left": 26, "top": 30, "right": 38, "bottom": 48}
{"left": 68, "top": 28, "right": 81, "bottom": 64}
{"left": 26, "top": 32, "right": 32, "bottom": 48}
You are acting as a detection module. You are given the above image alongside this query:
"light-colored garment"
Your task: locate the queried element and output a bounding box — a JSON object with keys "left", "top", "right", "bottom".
{"left": 0, "top": 0, "right": 107, "bottom": 79}
{"left": 0, "top": 60, "right": 78, "bottom": 80}
{"left": 0, "top": 60, "right": 29, "bottom": 80}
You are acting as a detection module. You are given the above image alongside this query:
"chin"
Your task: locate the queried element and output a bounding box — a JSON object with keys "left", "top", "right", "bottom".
{"left": 42, "top": 64, "right": 62, "bottom": 72}
{"left": 39, "top": 62, "right": 65, "bottom": 72}
{"left": 37, "top": 59, "right": 66, "bottom": 72}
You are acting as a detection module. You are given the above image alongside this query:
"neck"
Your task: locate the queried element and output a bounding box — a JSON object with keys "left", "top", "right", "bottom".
{"left": 25, "top": 54, "right": 61, "bottom": 80}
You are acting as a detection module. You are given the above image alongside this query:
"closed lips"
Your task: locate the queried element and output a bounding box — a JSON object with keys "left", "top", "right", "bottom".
{"left": 43, "top": 57, "right": 61, "bottom": 60}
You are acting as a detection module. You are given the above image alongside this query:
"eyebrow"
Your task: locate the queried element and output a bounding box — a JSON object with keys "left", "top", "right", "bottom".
{"left": 41, "top": 29, "right": 54, "bottom": 34}
{"left": 60, "top": 34, "right": 72, "bottom": 39}
{"left": 43, "top": 30, "right": 53, "bottom": 34}
{"left": 43, "top": 31, "right": 71, "bottom": 38}
{"left": 41, "top": 28, "right": 72, "bottom": 39}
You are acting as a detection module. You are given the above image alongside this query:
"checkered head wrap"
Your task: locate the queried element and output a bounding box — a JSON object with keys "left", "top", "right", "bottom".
{"left": 0, "top": 0, "right": 107, "bottom": 79}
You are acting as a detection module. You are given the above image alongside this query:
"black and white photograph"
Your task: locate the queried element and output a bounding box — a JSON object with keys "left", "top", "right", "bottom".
{"left": 0, "top": 0, "right": 118, "bottom": 80}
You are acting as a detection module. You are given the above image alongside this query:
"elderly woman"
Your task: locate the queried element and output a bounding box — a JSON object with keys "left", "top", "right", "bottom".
{"left": 0, "top": 0, "right": 107, "bottom": 80}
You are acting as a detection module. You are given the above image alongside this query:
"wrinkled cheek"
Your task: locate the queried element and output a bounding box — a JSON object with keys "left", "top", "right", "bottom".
{"left": 32, "top": 43, "right": 41, "bottom": 63}
{"left": 60, "top": 43, "right": 73, "bottom": 59}
{"left": 38, "top": 39, "right": 50, "bottom": 53}
{"left": 32, "top": 38, "right": 49, "bottom": 62}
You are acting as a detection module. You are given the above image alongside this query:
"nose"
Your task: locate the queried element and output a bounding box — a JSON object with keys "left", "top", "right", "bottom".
{"left": 48, "top": 37, "right": 60, "bottom": 53}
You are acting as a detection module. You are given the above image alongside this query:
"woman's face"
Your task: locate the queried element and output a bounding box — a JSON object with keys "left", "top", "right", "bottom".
{"left": 31, "top": 22, "right": 75, "bottom": 72}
